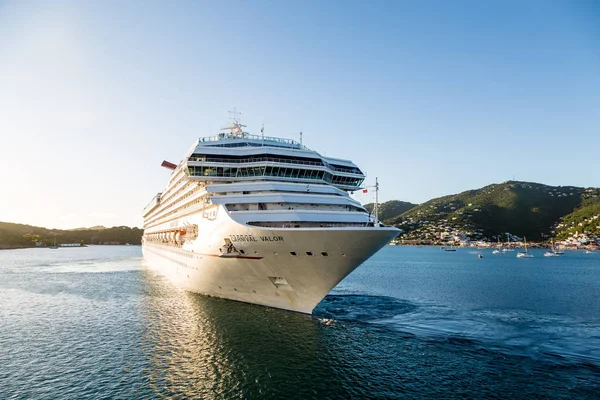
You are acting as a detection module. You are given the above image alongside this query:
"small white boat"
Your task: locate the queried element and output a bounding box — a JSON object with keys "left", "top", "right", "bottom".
{"left": 517, "top": 237, "right": 534, "bottom": 258}
{"left": 517, "top": 252, "right": 534, "bottom": 258}
{"left": 505, "top": 235, "right": 514, "bottom": 251}
{"left": 492, "top": 249, "right": 502, "bottom": 254}
{"left": 443, "top": 243, "right": 457, "bottom": 252}
{"left": 546, "top": 239, "right": 563, "bottom": 256}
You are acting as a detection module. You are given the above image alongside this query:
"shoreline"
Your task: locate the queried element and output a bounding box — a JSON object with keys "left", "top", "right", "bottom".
{"left": 390, "top": 243, "right": 598, "bottom": 251}
{"left": 0, "top": 244, "right": 139, "bottom": 250}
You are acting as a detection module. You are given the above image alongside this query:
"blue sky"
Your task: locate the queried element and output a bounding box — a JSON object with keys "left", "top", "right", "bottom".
{"left": 0, "top": 0, "right": 598, "bottom": 229}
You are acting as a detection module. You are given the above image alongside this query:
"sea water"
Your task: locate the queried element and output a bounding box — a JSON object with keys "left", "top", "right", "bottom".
{"left": 1, "top": 245, "right": 599, "bottom": 399}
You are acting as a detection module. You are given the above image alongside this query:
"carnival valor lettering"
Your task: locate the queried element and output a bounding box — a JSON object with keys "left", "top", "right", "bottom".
{"left": 229, "top": 234, "right": 285, "bottom": 243}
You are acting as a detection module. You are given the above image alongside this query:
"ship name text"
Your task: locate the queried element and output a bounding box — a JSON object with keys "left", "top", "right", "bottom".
{"left": 229, "top": 234, "right": 285, "bottom": 243}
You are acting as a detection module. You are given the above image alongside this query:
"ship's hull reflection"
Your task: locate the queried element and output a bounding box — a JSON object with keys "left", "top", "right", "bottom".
{"left": 139, "top": 272, "right": 357, "bottom": 399}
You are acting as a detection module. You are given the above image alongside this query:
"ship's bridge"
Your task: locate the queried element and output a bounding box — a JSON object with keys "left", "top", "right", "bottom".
{"left": 184, "top": 125, "right": 365, "bottom": 191}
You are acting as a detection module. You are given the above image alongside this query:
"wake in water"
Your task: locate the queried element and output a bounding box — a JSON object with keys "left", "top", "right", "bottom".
{"left": 315, "top": 294, "right": 600, "bottom": 368}
{"left": 314, "top": 294, "right": 418, "bottom": 322}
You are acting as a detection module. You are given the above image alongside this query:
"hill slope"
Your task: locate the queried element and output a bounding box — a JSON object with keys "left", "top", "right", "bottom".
{"left": 0, "top": 222, "right": 143, "bottom": 249}
{"left": 364, "top": 200, "right": 417, "bottom": 221}
{"left": 388, "top": 181, "right": 594, "bottom": 242}
{"left": 553, "top": 188, "right": 600, "bottom": 240}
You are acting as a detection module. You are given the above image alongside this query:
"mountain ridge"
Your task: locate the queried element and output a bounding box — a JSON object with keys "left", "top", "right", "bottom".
{"left": 380, "top": 181, "right": 600, "bottom": 243}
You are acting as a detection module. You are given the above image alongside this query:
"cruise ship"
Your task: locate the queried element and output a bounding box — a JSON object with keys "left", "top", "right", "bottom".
{"left": 142, "top": 114, "right": 399, "bottom": 313}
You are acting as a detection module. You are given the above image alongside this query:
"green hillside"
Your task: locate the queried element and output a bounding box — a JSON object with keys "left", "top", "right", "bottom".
{"left": 387, "top": 181, "right": 593, "bottom": 242}
{"left": 0, "top": 222, "right": 143, "bottom": 249}
{"left": 553, "top": 188, "right": 600, "bottom": 239}
{"left": 364, "top": 200, "right": 417, "bottom": 221}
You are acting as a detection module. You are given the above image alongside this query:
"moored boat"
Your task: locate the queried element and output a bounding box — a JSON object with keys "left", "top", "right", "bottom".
{"left": 517, "top": 237, "right": 534, "bottom": 258}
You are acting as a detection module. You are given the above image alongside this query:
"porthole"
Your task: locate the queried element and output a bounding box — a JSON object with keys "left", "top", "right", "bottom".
{"left": 290, "top": 252, "right": 297, "bottom": 256}
{"left": 321, "top": 252, "right": 328, "bottom": 257}
{"left": 306, "top": 252, "right": 313, "bottom": 256}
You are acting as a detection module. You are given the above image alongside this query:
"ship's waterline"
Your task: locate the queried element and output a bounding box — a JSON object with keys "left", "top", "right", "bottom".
{"left": 142, "top": 117, "right": 398, "bottom": 312}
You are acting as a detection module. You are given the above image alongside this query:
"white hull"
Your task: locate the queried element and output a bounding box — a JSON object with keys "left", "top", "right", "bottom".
{"left": 143, "top": 206, "right": 397, "bottom": 313}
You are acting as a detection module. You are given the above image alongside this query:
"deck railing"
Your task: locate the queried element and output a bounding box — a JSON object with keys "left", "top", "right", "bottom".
{"left": 197, "top": 133, "right": 311, "bottom": 151}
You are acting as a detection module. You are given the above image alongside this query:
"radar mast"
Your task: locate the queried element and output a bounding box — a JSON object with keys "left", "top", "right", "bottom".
{"left": 220, "top": 107, "right": 246, "bottom": 136}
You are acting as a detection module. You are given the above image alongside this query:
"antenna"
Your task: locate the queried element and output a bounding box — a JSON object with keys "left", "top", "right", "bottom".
{"left": 228, "top": 107, "right": 241, "bottom": 124}
{"left": 300, "top": 130, "right": 303, "bottom": 146}
{"left": 374, "top": 177, "right": 379, "bottom": 226}
{"left": 221, "top": 108, "right": 246, "bottom": 136}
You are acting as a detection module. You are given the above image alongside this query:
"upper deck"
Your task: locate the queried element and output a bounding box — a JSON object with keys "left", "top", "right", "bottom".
{"left": 179, "top": 123, "right": 365, "bottom": 191}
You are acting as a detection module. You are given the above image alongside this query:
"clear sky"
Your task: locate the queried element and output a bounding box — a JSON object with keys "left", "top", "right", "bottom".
{"left": 1, "top": 0, "right": 598, "bottom": 229}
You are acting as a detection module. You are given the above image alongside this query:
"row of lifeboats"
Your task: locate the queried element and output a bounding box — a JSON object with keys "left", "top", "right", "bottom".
{"left": 145, "top": 225, "right": 198, "bottom": 244}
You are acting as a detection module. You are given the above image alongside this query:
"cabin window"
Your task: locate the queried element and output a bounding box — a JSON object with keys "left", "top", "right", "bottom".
{"left": 306, "top": 252, "right": 313, "bottom": 256}
{"left": 321, "top": 252, "right": 328, "bottom": 257}
{"left": 290, "top": 252, "right": 297, "bottom": 256}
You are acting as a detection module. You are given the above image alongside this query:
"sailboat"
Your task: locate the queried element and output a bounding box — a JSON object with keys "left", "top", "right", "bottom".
{"left": 505, "top": 234, "right": 514, "bottom": 251}
{"left": 492, "top": 237, "right": 503, "bottom": 254}
{"left": 544, "top": 239, "right": 561, "bottom": 257}
{"left": 553, "top": 242, "right": 564, "bottom": 255}
{"left": 517, "top": 237, "right": 534, "bottom": 258}
{"left": 49, "top": 237, "right": 59, "bottom": 249}
{"left": 443, "top": 243, "right": 457, "bottom": 252}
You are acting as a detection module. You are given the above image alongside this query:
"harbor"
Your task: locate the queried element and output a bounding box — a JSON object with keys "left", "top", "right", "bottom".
{"left": 1, "top": 0, "right": 599, "bottom": 398}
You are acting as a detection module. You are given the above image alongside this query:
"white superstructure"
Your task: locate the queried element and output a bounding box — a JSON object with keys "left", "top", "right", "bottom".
{"left": 142, "top": 115, "right": 399, "bottom": 313}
